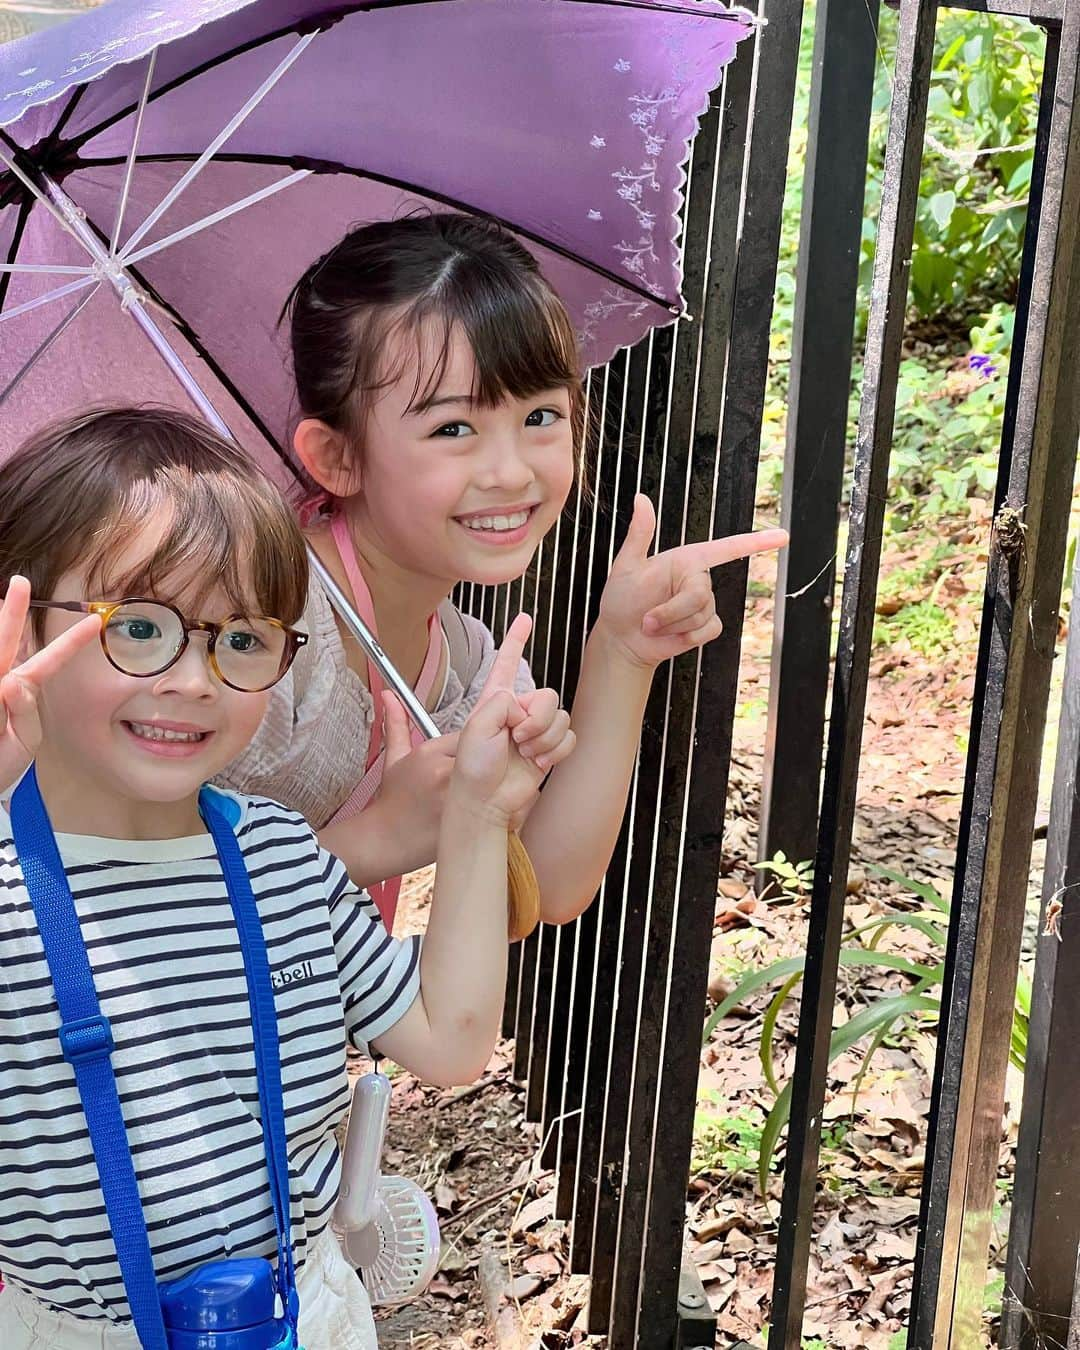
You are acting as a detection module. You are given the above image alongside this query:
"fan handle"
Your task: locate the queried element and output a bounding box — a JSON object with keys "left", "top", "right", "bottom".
{"left": 333, "top": 1071, "right": 391, "bottom": 1232}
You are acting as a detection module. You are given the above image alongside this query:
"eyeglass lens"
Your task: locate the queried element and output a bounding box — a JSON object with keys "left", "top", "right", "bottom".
{"left": 103, "top": 602, "right": 286, "bottom": 691}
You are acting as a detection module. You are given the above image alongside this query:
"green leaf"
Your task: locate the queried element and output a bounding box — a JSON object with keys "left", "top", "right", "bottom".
{"left": 761, "top": 972, "right": 802, "bottom": 1096}
{"left": 868, "top": 865, "right": 949, "bottom": 912}
{"left": 928, "top": 190, "right": 957, "bottom": 232}
{"left": 703, "top": 949, "right": 938, "bottom": 1045}
{"left": 1007, "top": 158, "right": 1033, "bottom": 194}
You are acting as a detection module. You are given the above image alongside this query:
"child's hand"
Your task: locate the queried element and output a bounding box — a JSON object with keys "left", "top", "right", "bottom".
{"left": 375, "top": 695, "right": 459, "bottom": 861}
{"left": 0, "top": 577, "right": 101, "bottom": 795}
{"left": 597, "top": 495, "right": 789, "bottom": 668}
{"left": 454, "top": 615, "right": 575, "bottom": 826}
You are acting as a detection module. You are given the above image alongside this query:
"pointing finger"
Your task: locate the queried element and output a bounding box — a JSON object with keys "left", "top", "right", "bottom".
{"left": 676, "top": 528, "right": 789, "bottom": 572}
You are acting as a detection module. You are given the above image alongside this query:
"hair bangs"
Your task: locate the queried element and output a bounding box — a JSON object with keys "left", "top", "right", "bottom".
{"left": 390, "top": 289, "right": 584, "bottom": 462}
{"left": 86, "top": 471, "right": 307, "bottom": 626}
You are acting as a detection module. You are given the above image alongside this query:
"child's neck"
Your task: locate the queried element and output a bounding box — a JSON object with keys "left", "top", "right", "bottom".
{"left": 312, "top": 512, "right": 454, "bottom": 687}
{"left": 33, "top": 753, "right": 205, "bottom": 840}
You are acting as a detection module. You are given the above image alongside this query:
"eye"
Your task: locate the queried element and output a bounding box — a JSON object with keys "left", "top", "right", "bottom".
{"left": 221, "top": 627, "right": 266, "bottom": 654}
{"left": 110, "top": 616, "right": 162, "bottom": 642}
{"left": 525, "top": 408, "right": 563, "bottom": 429}
{"left": 432, "top": 421, "right": 476, "bottom": 439}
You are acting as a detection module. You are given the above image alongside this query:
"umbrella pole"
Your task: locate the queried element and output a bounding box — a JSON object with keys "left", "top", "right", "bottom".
{"left": 28, "top": 168, "right": 439, "bottom": 739}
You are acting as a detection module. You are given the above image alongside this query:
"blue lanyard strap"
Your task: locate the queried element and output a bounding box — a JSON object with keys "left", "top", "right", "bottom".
{"left": 9, "top": 768, "right": 298, "bottom": 1343}
{"left": 201, "top": 793, "right": 298, "bottom": 1328}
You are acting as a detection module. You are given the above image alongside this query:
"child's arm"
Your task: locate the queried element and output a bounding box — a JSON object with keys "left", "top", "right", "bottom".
{"left": 519, "top": 496, "right": 788, "bottom": 925}
{"left": 373, "top": 616, "right": 570, "bottom": 1085}
{"left": 0, "top": 578, "right": 101, "bottom": 797}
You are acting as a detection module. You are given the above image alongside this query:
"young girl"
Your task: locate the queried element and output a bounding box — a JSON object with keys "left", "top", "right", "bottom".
{"left": 0, "top": 406, "right": 572, "bottom": 1350}
{"left": 218, "top": 213, "right": 787, "bottom": 925}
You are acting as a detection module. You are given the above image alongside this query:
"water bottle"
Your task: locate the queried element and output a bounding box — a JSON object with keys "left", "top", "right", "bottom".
{"left": 159, "top": 1258, "right": 299, "bottom": 1350}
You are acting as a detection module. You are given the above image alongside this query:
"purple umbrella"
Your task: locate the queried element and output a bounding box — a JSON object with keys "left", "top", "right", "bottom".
{"left": 0, "top": 0, "right": 755, "bottom": 725}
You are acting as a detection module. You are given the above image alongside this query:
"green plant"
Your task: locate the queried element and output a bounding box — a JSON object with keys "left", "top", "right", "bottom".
{"left": 875, "top": 600, "right": 955, "bottom": 658}
{"left": 887, "top": 350, "right": 1007, "bottom": 521}
{"left": 692, "top": 1095, "right": 764, "bottom": 1177}
{"left": 754, "top": 851, "right": 814, "bottom": 901}
{"left": 703, "top": 866, "right": 1031, "bottom": 1195}
{"left": 861, "top": 14, "right": 1042, "bottom": 321}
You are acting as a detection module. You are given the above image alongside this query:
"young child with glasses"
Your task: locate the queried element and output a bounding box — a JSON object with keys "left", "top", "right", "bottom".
{"left": 0, "top": 406, "right": 574, "bottom": 1350}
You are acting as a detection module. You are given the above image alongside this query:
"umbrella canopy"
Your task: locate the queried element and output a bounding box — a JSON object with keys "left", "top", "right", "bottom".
{"left": 0, "top": 0, "right": 754, "bottom": 465}
{"left": 0, "top": 0, "right": 755, "bottom": 726}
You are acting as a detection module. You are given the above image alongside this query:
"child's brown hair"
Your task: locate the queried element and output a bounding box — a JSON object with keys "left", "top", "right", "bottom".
{"left": 0, "top": 406, "right": 308, "bottom": 641}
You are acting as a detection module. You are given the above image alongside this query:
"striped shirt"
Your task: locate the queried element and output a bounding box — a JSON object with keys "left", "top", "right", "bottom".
{"left": 0, "top": 790, "right": 421, "bottom": 1325}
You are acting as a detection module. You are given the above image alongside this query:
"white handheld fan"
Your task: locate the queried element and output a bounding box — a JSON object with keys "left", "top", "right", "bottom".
{"left": 333, "top": 1072, "right": 441, "bottom": 1306}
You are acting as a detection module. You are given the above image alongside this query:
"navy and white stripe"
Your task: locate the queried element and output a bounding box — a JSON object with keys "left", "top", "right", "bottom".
{"left": 0, "top": 793, "right": 420, "bottom": 1325}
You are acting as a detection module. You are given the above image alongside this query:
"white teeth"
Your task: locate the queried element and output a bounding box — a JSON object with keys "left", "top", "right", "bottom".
{"left": 128, "top": 723, "right": 205, "bottom": 743}
{"left": 461, "top": 510, "right": 530, "bottom": 532}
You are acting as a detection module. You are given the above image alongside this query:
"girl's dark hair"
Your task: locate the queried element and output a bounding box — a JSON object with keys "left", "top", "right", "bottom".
{"left": 283, "top": 213, "right": 585, "bottom": 463}
{"left": 0, "top": 406, "right": 309, "bottom": 642}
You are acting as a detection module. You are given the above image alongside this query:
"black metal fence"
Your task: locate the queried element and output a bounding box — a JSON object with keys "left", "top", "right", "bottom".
{"left": 462, "top": 1, "right": 1080, "bottom": 1346}
{"left": 6, "top": 0, "right": 1079, "bottom": 1344}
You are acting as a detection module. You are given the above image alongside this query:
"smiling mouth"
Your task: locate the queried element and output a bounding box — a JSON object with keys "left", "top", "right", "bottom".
{"left": 125, "top": 722, "right": 210, "bottom": 744}
{"left": 455, "top": 507, "right": 535, "bottom": 534}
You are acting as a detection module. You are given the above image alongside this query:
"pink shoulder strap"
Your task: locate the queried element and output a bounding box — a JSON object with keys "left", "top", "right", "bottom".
{"left": 329, "top": 513, "right": 443, "bottom": 769}
{"left": 326, "top": 514, "right": 444, "bottom": 928}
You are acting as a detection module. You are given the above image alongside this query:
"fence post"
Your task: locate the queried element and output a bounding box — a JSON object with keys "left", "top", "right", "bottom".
{"left": 912, "top": 5, "right": 1080, "bottom": 1342}
{"left": 998, "top": 33, "right": 1080, "bottom": 1346}
{"left": 613, "top": 0, "right": 806, "bottom": 1341}
{"left": 758, "top": 0, "right": 880, "bottom": 878}
{"left": 1003, "top": 513, "right": 1080, "bottom": 1350}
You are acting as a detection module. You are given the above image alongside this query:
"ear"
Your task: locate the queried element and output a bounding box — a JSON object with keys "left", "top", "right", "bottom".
{"left": 293, "top": 418, "right": 363, "bottom": 498}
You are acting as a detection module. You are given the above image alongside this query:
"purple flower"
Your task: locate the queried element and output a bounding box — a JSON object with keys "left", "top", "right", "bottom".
{"left": 968, "top": 352, "right": 998, "bottom": 379}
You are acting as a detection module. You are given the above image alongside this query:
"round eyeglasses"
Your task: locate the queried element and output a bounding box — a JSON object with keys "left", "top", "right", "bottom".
{"left": 30, "top": 598, "right": 308, "bottom": 693}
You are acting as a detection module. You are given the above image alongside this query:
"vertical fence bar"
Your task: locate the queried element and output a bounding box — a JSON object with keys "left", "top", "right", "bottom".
{"left": 606, "top": 2, "right": 802, "bottom": 1338}
{"left": 632, "top": 0, "right": 805, "bottom": 1340}
{"left": 587, "top": 24, "right": 759, "bottom": 1332}
{"left": 758, "top": 0, "right": 880, "bottom": 876}
{"left": 913, "top": 6, "right": 1080, "bottom": 1343}
{"left": 768, "top": 2, "right": 939, "bottom": 1343}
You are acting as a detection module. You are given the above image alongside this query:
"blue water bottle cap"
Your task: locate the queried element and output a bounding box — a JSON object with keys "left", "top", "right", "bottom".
{"left": 160, "top": 1258, "right": 286, "bottom": 1349}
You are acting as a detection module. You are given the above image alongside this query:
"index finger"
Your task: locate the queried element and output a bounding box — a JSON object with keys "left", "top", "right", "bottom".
{"left": 480, "top": 613, "right": 533, "bottom": 699}
{"left": 679, "top": 528, "right": 789, "bottom": 572}
{"left": 16, "top": 613, "right": 101, "bottom": 691}
{"left": 0, "top": 576, "right": 31, "bottom": 676}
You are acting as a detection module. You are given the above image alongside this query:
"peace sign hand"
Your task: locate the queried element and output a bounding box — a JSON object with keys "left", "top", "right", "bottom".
{"left": 457, "top": 615, "right": 574, "bottom": 826}
{"left": 0, "top": 577, "right": 101, "bottom": 796}
{"left": 597, "top": 495, "right": 789, "bottom": 668}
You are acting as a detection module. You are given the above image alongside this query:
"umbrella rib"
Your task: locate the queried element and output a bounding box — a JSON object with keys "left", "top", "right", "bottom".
{"left": 78, "top": 151, "right": 679, "bottom": 316}
{"left": 122, "top": 169, "right": 312, "bottom": 269}
{"left": 0, "top": 264, "right": 92, "bottom": 274}
{"left": 118, "top": 31, "right": 319, "bottom": 263}
{"left": 110, "top": 49, "right": 157, "bottom": 257}
{"left": 0, "top": 274, "right": 96, "bottom": 323}
{"left": 0, "top": 282, "right": 100, "bottom": 408}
